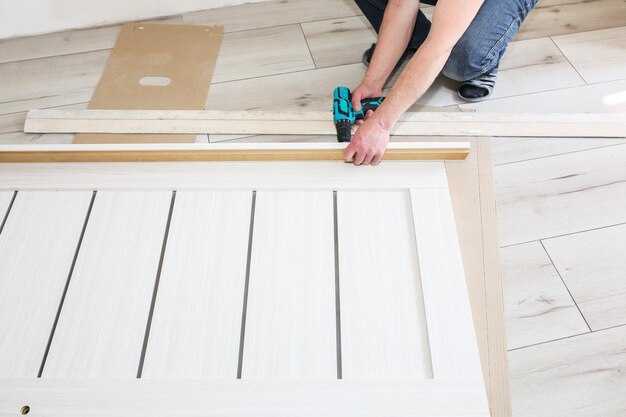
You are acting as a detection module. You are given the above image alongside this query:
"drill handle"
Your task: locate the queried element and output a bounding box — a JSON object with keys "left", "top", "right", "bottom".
{"left": 355, "top": 96, "right": 385, "bottom": 120}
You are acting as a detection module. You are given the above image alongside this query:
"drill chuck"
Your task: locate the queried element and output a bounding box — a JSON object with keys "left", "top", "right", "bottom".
{"left": 335, "top": 119, "right": 352, "bottom": 143}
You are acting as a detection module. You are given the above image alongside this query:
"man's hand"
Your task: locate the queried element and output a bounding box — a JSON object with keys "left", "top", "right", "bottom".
{"left": 351, "top": 80, "right": 383, "bottom": 113}
{"left": 343, "top": 116, "right": 390, "bottom": 166}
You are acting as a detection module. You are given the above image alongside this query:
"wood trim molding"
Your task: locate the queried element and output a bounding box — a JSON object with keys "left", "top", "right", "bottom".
{"left": 0, "top": 142, "right": 470, "bottom": 163}
{"left": 24, "top": 109, "right": 626, "bottom": 138}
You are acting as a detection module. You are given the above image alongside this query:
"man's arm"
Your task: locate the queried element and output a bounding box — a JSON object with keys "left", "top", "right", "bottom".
{"left": 351, "top": 0, "right": 420, "bottom": 105}
{"left": 345, "top": 0, "right": 484, "bottom": 165}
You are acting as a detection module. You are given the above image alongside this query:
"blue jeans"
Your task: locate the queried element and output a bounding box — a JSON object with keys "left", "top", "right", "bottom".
{"left": 354, "top": 0, "right": 539, "bottom": 81}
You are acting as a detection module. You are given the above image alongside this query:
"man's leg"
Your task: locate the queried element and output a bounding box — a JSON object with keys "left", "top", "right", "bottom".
{"left": 442, "top": 0, "right": 539, "bottom": 101}
{"left": 355, "top": 0, "right": 437, "bottom": 65}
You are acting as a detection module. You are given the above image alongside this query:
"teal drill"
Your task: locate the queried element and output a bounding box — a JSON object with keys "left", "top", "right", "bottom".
{"left": 333, "top": 86, "right": 385, "bottom": 142}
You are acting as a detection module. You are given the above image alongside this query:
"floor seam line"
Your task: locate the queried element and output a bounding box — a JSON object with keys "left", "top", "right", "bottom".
{"left": 493, "top": 142, "right": 626, "bottom": 167}
{"left": 500, "top": 221, "right": 626, "bottom": 248}
{"left": 539, "top": 240, "right": 592, "bottom": 332}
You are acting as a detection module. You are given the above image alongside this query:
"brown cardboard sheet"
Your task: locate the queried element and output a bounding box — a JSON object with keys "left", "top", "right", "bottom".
{"left": 74, "top": 22, "right": 223, "bottom": 144}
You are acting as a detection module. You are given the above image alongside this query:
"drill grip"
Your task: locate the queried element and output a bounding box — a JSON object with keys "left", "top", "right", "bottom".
{"left": 354, "top": 97, "right": 385, "bottom": 120}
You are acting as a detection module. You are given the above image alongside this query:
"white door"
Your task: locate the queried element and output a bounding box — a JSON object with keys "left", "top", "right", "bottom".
{"left": 0, "top": 160, "right": 488, "bottom": 416}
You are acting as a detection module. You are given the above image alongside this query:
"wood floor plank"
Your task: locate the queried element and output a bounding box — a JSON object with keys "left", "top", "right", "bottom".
{"left": 492, "top": 138, "right": 626, "bottom": 166}
{"left": 301, "top": 16, "right": 376, "bottom": 68}
{"left": 0, "top": 112, "right": 52, "bottom": 144}
{"left": 494, "top": 37, "right": 585, "bottom": 94}
{"left": 0, "top": 26, "right": 121, "bottom": 64}
{"left": 495, "top": 144, "right": 626, "bottom": 246}
{"left": 552, "top": 26, "right": 626, "bottom": 84}
{"left": 0, "top": 16, "right": 183, "bottom": 64}
{"left": 337, "top": 190, "right": 432, "bottom": 379}
{"left": 0, "top": 51, "right": 107, "bottom": 115}
{"left": 42, "top": 191, "right": 172, "bottom": 378}
{"left": 509, "top": 325, "right": 626, "bottom": 417}
{"left": 213, "top": 25, "right": 315, "bottom": 83}
{"left": 0, "top": 191, "right": 93, "bottom": 377}
{"left": 543, "top": 223, "right": 626, "bottom": 330}
{"left": 0, "top": 104, "right": 87, "bottom": 145}
{"left": 500, "top": 242, "right": 589, "bottom": 350}
{"left": 242, "top": 191, "right": 336, "bottom": 380}
{"left": 514, "top": 0, "right": 626, "bottom": 41}
{"left": 182, "top": 0, "right": 362, "bottom": 33}
{"left": 0, "top": 89, "right": 94, "bottom": 117}
{"left": 460, "top": 79, "right": 626, "bottom": 113}
{"left": 206, "top": 63, "right": 366, "bottom": 111}
{"left": 141, "top": 191, "right": 252, "bottom": 379}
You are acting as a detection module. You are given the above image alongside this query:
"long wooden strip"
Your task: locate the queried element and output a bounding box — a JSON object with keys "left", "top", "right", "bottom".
{"left": 42, "top": 191, "right": 172, "bottom": 378}
{"left": 24, "top": 109, "right": 626, "bottom": 138}
{"left": 0, "top": 161, "right": 449, "bottom": 191}
{"left": 476, "top": 138, "right": 512, "bottom": 416}
{"left": 242, "top": 191, "right": 336, "bottom": 379}
{"left": 0, "top": 191, "right": 92, "bottom": 377}
{"left": 0, "top": 379, "right": 489, "bottom": 417}
{"left": 337, "top": 190, "right": 433, "bottom": 379}
{"left": 141, "top": 191, "right": 252, "bottom": 379}
{"left": 0, "top": 142, "right": 470, "bottom": 163}
{"left": 26, "top": 108, "right": 626, "bottom": 123}
{"left": 410, "top": 188, "right": 483, "bottom": 382}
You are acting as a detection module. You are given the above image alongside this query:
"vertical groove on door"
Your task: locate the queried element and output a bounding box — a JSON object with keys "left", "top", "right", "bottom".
{"left": 38, "top": 191, "right": 97, "bottom": 377}
{"left": 0, "top": 191, "right": 17, "bottom": 236}
{"left": 135, "top": 190, "right": 253, "bottom": 379}
{"left": 238, "top": 191, "right": 257, "bottom": 379}
{"left": 137, "top": 191, "right": 177, "bottom": 378}
{"left": 42, "top": 191, "right": 172, "bottom": 378}
{"left": 333, "top": 190, "right": 342, "bottom": 380}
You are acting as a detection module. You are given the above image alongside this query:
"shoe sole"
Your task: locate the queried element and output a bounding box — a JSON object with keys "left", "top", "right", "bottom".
{"left": 457, "top": 90, "right": 492, "bottom": 103}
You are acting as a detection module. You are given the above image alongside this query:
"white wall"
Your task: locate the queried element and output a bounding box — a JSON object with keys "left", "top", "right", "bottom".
{"left": 0, "top": 0, "right": 265, "bottom": 40}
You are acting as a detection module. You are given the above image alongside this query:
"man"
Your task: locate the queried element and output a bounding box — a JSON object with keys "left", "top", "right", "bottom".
{"left": 344, "top": 0, "right": 538, "bottom": 165}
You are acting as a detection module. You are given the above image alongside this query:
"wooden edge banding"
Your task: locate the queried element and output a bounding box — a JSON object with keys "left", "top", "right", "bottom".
{"left": 476, "top": 138, "right": 512, "bottom": 417}
{"left": 0, "top": 148, "right": 469, "bottom": 163}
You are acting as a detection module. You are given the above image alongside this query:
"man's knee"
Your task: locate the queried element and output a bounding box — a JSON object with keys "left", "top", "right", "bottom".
{"left": 441, "top": 37, "right": 496, "bottom": 81}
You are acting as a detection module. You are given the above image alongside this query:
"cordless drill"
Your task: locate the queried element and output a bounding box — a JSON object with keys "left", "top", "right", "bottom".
{"left": 333, "top": 86, "right": 385, "bottom": 142}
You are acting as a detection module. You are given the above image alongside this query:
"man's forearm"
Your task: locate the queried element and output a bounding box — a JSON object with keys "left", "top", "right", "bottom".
{"left": 371, "top": 39, "right": 451, "bottom": 129}
{"left": 364, "top": 0, "right": 420, "bottom": 89}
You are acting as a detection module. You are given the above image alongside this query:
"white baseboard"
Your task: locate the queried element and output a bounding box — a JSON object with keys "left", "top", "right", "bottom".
{"left": 0, "top": 0, "right": 267, "bottom": 40}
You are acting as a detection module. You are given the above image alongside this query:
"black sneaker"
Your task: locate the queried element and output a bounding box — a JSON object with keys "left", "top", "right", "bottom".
{"left": 362, "top": 43, "right": 417, "bottom": 67}
{"left": 458, "top": 68, "right": 498, "bottom": 102}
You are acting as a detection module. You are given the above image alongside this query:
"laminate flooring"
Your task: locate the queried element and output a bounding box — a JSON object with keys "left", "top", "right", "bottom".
{"left": 1, "top": 0, "right": 625, "bottom": 415}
